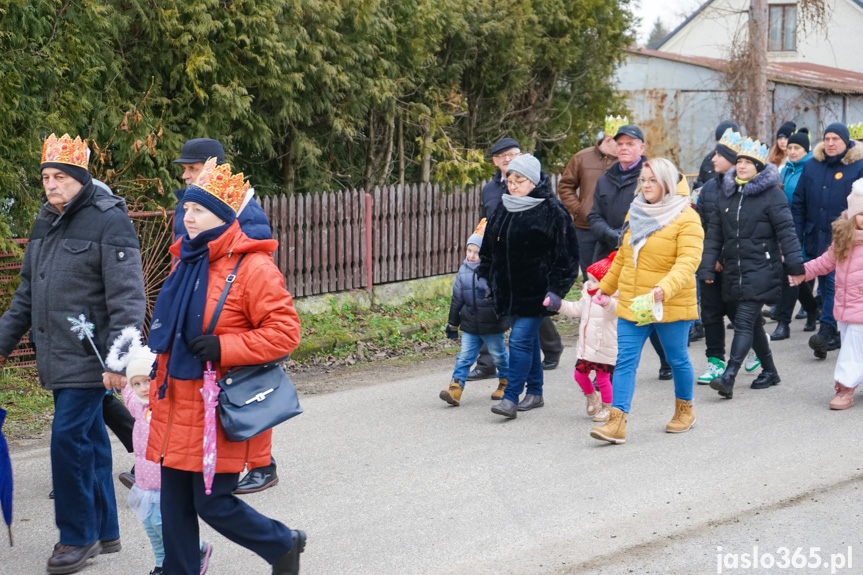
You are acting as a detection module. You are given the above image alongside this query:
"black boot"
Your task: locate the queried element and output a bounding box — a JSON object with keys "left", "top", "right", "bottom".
{"left": 271, "top": 530, "right": 306, "bottom": 575}
{"left": 769, "top": 322, "right": 790, "bottom": 341}
{"left": 804, "top": 313, "right": 817, "bottom": 332}
{"left": 658, "top": 362, "right": 673, "bottom": 380}
{"left": 762, "top": 305, "right": 776, "bottom": 320}
{"left": 751, "top": 353, "right": 781, "bottom": 389}
{"left": 710, "top": 361, "right": 740, "bottom": 399}
{"left": 810, "top": 323, "right": 840, "bottom": 359}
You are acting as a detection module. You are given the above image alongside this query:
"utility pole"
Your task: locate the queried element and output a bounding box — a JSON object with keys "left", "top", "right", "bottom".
{"left": 749, "top": 0, "right": 770, "bottom": 142}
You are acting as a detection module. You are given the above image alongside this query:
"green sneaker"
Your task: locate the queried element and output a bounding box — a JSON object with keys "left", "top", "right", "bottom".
{"left": 744, "top": 349, "right": 760, "bottom": 372}
{"left": 697, "top": 357, "right": 725, "bottom": 384}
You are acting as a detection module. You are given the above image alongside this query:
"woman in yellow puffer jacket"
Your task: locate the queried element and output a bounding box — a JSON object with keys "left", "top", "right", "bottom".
{"left": 590, "top": 158, "right": 704, "bottom": 444}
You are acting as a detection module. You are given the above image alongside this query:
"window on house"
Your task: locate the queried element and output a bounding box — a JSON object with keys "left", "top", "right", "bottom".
{"left": 768, "top": 4, "right": 797, "bottom": 51}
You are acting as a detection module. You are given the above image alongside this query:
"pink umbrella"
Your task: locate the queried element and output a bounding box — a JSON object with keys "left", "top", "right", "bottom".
{"left": 201, "top": 361, "right": 219, "bottom": 495}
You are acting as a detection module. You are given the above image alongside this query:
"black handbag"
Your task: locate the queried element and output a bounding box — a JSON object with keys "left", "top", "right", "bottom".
{"left": 206, "top": 255, "right": 303, "bottom": 442}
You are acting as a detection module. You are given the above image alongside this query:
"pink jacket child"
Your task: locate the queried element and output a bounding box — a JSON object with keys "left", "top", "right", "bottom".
{"left": 795, "top": 184, "right": 863, "bottom": 410}
{"left": 552, "top": 252, "right": 619, "bottom": 423}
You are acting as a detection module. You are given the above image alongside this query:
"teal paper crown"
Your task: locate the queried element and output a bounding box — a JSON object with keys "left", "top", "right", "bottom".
{"left": 738, "top": 137, "right": 769, "bottom": 165}
{"left": 717, "top": 128, "right": 743, "bottom": 152}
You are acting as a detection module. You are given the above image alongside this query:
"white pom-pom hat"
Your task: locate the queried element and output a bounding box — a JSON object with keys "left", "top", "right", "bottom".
{"left": 849, "top": 178, "right": 863, "bottom": 218}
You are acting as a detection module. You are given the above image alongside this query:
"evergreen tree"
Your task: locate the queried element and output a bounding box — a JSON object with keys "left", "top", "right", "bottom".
{"left": 647, "top": 16, "right": 669, "bottom": 49}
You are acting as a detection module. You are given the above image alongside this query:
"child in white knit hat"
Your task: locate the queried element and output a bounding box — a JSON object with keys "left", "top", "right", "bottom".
{"left": 790, "top": 180, "right": 863, "bottom": 409}
{"left": 122, "top": 345, "right": 213, "bottom": 575}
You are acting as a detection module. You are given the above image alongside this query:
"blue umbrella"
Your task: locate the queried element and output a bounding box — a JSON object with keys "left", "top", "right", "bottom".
{"left": 0, "top": 407, "right": 12, "bottom": 546}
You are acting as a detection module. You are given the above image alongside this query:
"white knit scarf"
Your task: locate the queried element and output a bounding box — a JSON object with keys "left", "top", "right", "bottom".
{"left": 627, "top": 193, "right": 689, "bottom": 267}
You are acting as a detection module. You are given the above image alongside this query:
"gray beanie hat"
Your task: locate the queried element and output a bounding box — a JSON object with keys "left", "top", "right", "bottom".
{"left": 506, "top": 153, "right": 541, "bottom": 185}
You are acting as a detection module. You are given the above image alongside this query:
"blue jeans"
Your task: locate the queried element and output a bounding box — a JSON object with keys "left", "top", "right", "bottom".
{"left": 613, "top": 319, "right": 694, "bottom": 413}
{"left": 819, "top": 271, "right": 836, "bottom": 329}
{"left": 51, "top": 387, "right": 118, "bottom": 545}
{"left": 452, "top": 332, "right": 508, "bottom": 384}
{"left": 143, "top": 500, "right": 165, "bottom": 567}
{"left": 502, "top": 316, "right": 544, "bottom": 403}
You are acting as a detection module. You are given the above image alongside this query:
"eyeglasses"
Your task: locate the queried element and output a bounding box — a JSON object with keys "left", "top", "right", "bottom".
{"left": 494, "top": 151, "right": 521, "bottom": 160}
{"left": 506, "top": 177, "right": 528, "bottom": 187}
{"left": 638, "top": 177, "right": 658, "bottom": 185}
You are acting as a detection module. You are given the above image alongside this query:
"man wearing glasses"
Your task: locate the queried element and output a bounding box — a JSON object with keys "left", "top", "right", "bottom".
{"left": 481, "top": 137, "right": 522, "bottom": 218}
{"left": 469, "top": 138, "right": 565, "bottom": 380}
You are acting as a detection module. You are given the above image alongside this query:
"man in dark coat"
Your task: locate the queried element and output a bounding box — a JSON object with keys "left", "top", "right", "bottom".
{"left": 172, "top": 138, "right": 272, "bottom": 242}
{"left": 791, "top": 123, "right": 863, "bottom": 357}
{"left": 587, "top": 124, "right": 672, "bottom": 379}
{"left": 693, "top": 120, "right": 739, "bottom": 189}
{"left": 0, "top": 134, "right": 146, "bottom": 574}
{"left": 480, "top": 137, "right": 520, "bottom": 219}
{"left": 172, "top": 138, "right": 280, "bottom": 495}
{"left": 693, "top": 134, "right": 738, "bottom": 384}
{"left": 557, "top": 130, "right": 617, "bottom": 279}
{"left": 588, "top": 125, "right": 648, "bottom": 262}
{"left": 470, "top": 137, "right": 564, "bottom": 379}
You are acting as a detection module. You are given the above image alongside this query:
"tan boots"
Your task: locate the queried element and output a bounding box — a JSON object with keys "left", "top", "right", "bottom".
{"left": 491, "top": 379, "right": 507, "bottom": 400}
{"left": 590, "top": 408, "right": 627, "bottom": 444}
{"left": 440, "top": 380, "right": 463, "bottom": 406}
{"left": 666, "top": 398, "right": 696, "bottom": 433}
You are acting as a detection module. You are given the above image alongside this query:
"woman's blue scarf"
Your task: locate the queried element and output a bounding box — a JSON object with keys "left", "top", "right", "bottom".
{"left": 148, "top": 224, "right": 230, "bottom": 392}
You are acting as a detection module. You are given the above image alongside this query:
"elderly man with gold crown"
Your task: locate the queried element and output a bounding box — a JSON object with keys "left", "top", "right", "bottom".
{"left": 0, "top": 134, "right": 146, "bottom": 573}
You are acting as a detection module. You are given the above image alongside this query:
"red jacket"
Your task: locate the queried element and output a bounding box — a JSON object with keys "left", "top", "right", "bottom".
{"left": 147, "top": 221, "right": 301, "bottom": 473}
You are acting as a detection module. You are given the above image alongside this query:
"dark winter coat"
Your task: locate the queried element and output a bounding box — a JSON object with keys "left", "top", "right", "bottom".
{"left": 173, "top": 187, "right": 272, "bottom": 241}
{"left": 477, "top": 173, "right": 580, "bottom": 317}
{"left": 791, "top": 142, "right": 863, "bottom": 260}
{"left": 0, "top": 182, "right": 146, "bottom": 388}
{"left": 447, "top": 260, "right": 509, "bottom": 335}
{"left": 695, "top": 172, "right": 723, "bottom": 233}
{"left": 587, "top": 157, "right": 646, "bottom": 261}
{"left": 692, "top": 151, "right": 715, "bottom": 190}
{"left": 480, "top": 171, "right": 508, "bottom": 220}
{"left": 697, "top": 164, "right": 805, "bottom": 304}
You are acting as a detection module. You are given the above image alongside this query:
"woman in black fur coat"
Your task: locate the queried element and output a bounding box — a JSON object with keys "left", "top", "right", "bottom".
{"left": 478, "top": 154, "right": 579, "bottom": 418}
{"left": 698, "top": 139, "right": 805, "bottom": 399}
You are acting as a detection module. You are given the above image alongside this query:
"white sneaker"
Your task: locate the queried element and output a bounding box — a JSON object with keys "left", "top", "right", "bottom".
{"left": 744, "top": 349, "right": 760, "bottom": 372}
{"left": 697, "top": 358, "right": 725, "bottom": 384}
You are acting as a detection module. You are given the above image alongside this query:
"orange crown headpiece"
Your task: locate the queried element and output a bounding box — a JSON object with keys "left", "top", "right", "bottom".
{"left": 472, "top": 218, "right": 487, "bottom": 237}
{"left": 190, "top": 157, "right": 250, "bottom": 215}
{"left": 41, "top": 133, "right": 90, "bottom": 169}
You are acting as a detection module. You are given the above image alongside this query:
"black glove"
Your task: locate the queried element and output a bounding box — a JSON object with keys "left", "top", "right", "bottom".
{"left": 445, "top": 324, "right": 459, "bottom": 339}
{"left": 603, "top": 227, "right": 623, "bottom": 248}
{"left": 544, "top": 292, "right": 562, "bottom": 312}
{"left": 188, "top": 335, "right": 221, "bottom": 362}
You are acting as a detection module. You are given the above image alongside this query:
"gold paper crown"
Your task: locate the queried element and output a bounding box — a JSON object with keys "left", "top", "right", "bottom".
{"left": 717, "top": 128, "right": 744, "bottom": 152}
{"left": 737, "top": 137, "right": 769, "bottom": 165}
{"left": 41, "top": 133, "right": 90, "bottom": 169}
{"left": 604, "top": 115, "right": 628, "bottom": 138}
{"left": 849, "top": 122, "right": 863, "bottom": 141}
{"left": 190, "top": 157, "right": 250, "bottom": 214}
{"left": 472, "top": 218, "right": 487, "bottom": 238}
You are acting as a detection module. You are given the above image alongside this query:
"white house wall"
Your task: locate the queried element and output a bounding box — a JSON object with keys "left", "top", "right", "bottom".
{"left": 660, "top": 0, "right": 863, "bottom": 74}
{"left": 615, "top": 53, "right": 863, "bottom": 174}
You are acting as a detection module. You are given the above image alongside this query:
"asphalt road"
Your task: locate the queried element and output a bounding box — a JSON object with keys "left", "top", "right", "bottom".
{"left": 6, "top": 319, "right": 863, "bottom": 575}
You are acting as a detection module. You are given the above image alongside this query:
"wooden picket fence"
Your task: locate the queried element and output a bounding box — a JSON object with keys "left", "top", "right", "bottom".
{"left": 260, "top": 182, "right": 489, "bottom": 298}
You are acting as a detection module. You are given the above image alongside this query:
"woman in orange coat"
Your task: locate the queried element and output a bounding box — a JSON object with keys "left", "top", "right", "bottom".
{"left": 146, "top": 159, "right": 305, "bottom": 575}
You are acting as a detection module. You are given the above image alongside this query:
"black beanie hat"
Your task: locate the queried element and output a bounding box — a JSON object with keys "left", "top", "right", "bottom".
{"left": 825, "top": 123, "right": 851, "bottom": 147}
{"left": 40, "top": 162, "right": 92, "bottom": 186}
{"left": 776, "top": 121, "right": 796, "bottom": 139}
{"left": 787, "top": 128, "right": 810, "bottom": 152}
{"left": 714, "top": 144, "right": 738, "bottom": 164}
{"left": 715, "top": 120, "right": 739, "bottom": 141}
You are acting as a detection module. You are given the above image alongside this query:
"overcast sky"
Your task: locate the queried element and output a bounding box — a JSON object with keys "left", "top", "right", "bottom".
{"left": 633, "top": 0, "right": 705, "bottom": 44}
